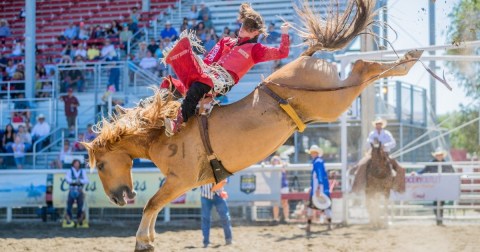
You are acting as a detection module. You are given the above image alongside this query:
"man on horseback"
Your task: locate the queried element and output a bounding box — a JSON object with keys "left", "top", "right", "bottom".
{"left": 161, "top": 3, "right": 290, "bottom": 136}
{"left": 366, "top": 117, "right": 396, "bottom": 153}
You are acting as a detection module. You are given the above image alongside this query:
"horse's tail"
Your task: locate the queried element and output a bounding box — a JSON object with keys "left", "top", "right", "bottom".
{"left": 293, "top": 0, "right": 377, "bottom": 56}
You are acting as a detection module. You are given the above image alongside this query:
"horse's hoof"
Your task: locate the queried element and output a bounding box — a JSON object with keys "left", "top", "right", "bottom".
{"left": 134, "top": 243, "right": 154, "bottom": 252}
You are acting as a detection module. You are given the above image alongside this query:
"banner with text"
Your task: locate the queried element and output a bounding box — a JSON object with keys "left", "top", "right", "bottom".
{"left": 53, "top": 171, "right": 200, "bottom": 208}
{"left": 0, "top": 174, "right": 47, "bottom": 207}
{"left": 390, "top": 174, "right": 461, "bottom": 201}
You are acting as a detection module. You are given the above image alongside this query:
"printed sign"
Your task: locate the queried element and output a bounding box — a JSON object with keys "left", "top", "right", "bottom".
{"left": 390, "top": 174, "right": 461, "bottom": 201}
{"left": 240, "top": 174, "right": 256, "bottom": 194}
{"left": 226, "top": 168, "right": 281, "bottom": 202}
{"left": 0, "top": 174, "right": 47, "bottom": 207}
{"left": 53, "top": 171, "right": 200, "bottom": 208}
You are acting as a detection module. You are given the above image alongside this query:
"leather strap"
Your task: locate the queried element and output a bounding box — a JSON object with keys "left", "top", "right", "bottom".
{"left": 198, "top": 115, "right": 216, "bottom": 160}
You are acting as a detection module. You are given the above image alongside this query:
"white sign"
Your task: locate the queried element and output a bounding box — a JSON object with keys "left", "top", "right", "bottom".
{"left": 0, "top": 174, "right": 47, "bottom": 207}
{"left": 225, "top": 168, "right": 281, "bottom": 202}
{"left": 390, "top": 174, "right": 461, "bottom": 201}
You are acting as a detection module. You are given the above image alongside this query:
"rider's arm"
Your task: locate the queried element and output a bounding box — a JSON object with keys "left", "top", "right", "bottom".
{"left": 65, "top": 170, "right": 73, "bottom": 184}
{"left": 383, "top": 130, "right": 396, "bottom": 150}
{"left": 251, "top": 34, "right": 290, "bottom": 63}
{"left": 80, "top": 169, "right": 89, "bottom": 185}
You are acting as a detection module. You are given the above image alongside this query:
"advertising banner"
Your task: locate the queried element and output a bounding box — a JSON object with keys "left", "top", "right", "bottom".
{"left": 225, "top": 168, "right": 281, "bottom": 202}
{"left": 390, "top": 174, "right": 461, "bottom": 201}
{"left": 0, "top": 174, "right": 47, "bottom": 207}
{"left": 53, "top": 170, "right": 200, "bottom": 208}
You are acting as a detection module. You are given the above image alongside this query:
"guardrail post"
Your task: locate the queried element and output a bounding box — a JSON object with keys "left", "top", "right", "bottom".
{"left": 6, "top": 207, "right": 12, "bottom": 222}
{"left": 164, "top": 207, "right": 170, "bottom": 222}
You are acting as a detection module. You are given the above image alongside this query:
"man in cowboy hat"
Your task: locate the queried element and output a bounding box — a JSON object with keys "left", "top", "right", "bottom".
{"left": 416, "top": 147, "right": 454, "bottom": 226}
{"left": 31, "top": 114, "right": 51, "bottom": 151}
{"left": 366, "top": 117, "right": 396, "bottom": 153}
{"left": 302, "top": 145, "right": 331, "bottom": 233}
{"left": 162, "top": 3, "right": 290, "bottom": 136}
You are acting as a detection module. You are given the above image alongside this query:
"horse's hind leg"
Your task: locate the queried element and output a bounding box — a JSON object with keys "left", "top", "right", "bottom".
{"left": 135, "top": 176, "right": 190, "bottom": 252}
{"left": 343, "top": 50, "right": 423, "bottom": 86}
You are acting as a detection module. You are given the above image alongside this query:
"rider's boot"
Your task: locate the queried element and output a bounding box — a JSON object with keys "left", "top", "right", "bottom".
{"left": 164, "top": 108, "right": 184, "bottom": 137}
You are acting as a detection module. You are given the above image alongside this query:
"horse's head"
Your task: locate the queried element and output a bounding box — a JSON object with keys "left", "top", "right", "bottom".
{"left": 83, "top": 142, "right": 137, "bottom": 206}
{"left": 370, "top": 141, "right": 389, "bottom": 169}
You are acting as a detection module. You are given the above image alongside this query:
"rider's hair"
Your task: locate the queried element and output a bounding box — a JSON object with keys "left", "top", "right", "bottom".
{"left": 238, "top": 3, "right": 267, "bottom": 37}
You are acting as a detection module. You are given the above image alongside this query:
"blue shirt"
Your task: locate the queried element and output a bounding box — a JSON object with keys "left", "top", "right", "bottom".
{"left": 310, "top": 156, "right": 330, "bottom": 197}
{"left": 160, "top": 27, "right": 178, "bottom": 39}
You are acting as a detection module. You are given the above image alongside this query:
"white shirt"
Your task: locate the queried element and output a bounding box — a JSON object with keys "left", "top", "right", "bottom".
{"left": 200, "top": 183, "right": 223, "bottom": 199}
{"left": 366, "top": 129, "right": 396, "bottom": 153}
{"left": 74, "top": 49, "right": 87, "bottom": 58}
{"left": 139, "top": 57, "right": 157, "bottom": 70}
{"left": 65, "top": 167, "right": 89, "bottom": 186}
{"left": 31, "top": 121, "right": 51, "bottom": 137}
{"left": 101, "top": 44, "right": 117, "bottom": 59}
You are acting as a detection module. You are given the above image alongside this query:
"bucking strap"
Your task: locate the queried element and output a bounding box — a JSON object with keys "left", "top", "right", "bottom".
{"left": 259, "top": 84, "right": 306, "bottom": 132}
{"left": 197, "top": 114, "right": 233, "bottom": 183}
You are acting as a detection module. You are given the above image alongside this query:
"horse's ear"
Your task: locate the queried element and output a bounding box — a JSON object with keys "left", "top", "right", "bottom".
{"left": 115, "top": 104, "right": 128, "bottom": 115}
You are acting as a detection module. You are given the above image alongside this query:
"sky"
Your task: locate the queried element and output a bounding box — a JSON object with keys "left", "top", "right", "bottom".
{"left": 386, "top": 0, "right": 474, "bottom": 115}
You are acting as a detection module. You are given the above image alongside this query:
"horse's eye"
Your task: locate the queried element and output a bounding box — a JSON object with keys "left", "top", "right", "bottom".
{"left": 97, "top": 163, "right": 104, "bottom": 171}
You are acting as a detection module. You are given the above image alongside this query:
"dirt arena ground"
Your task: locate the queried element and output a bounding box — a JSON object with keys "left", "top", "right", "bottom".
{"left": 0, "top": 221, "right": 479, "bottom": 252}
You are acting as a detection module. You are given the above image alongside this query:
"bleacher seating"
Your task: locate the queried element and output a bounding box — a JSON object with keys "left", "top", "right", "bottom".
{"left": 0, "top": 0, "right": 176, "bottom": 62}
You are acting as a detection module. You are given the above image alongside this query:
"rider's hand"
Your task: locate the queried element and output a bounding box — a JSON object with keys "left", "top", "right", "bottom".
{"left": 280, "top": 22, "right": 290, "bottom": 34}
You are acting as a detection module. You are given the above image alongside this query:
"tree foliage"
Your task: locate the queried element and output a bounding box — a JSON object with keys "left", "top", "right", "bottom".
{"left": 446, "top": 0, "right": 480, "bottom": 99}
{"left": 438, "top": 105, "right": 479, "bottom": 154}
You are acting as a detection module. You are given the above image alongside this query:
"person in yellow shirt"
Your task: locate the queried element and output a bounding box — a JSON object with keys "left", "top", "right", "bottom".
{"left": 87, "top": 44, "right": 100, "bottom": 60}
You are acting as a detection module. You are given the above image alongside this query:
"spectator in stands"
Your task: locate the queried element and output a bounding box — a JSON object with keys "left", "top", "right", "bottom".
{"left": 265, "top": 23, "right": 281, "bottom": 44}
{"left": 221, "top": 27, "right": 231, "bottom": 39}
{"left": 101, "top": 39, "right": 118, "bottom": 61}
{"left": 135, "top": 41, "right": 149, "bottom": 60}
{"left": 60, "top": 88, "right": 80, "bottom": 137}
{"left": 74, "top": 44, "right": 87, "bottom": 59}
{"left": 129, "top": 7, "right": 140, "bottom": 34}
{"left": 31, "top": 114, "right": 51, "bottom": 151}
{"left": 13, "top": 93, "right": 31, "bottom": 123}
{"left": 73, "top": 133, "right": 86, "bottom": 152}
{"left": 63, "top": 159, "right": 89, "bottom": 228}
{"left": 61, "top": 65, "right": 84, "bottom": 92}
{"left": 84, "top": 124, "right": 96, "bottom": 142}
{"left": 160, "top": 21, "right": 178, "bottom": 41}
{"left": 207, "top": 28, "right": 219, "bottom": 42}
{"left": 78, "top": 24, "right": 90, "bottom": 40}
{"left": 195, "top": 22, "right": 206, "bottom": 42}
{"left": 107, "top": 20, "right": 121, "bottom": 36}
{"left": 147, "top": 38, "right": 159, "bottom": 56}
{"left": 51, "top": 139, "right": 72, "bottom": 169}
{"left": 63, "top": 22, "right": 79, "bottom": 40}
{"left": 0, "top": 19, "right": 11, "bottom": 50}
{"left": 203, "top": 34, "right": 216, "bottom": 54}
{"left": 38, "top": 74, "right": 53, "bottom": 98}
{"left": 16, "top": 125, "right": 32, "bottom": 152}
{"left": 415, "top": 147, "right": 455, "bottom": 226}
{"left": 154, "top": 40, "right": 164, "bottom": 58}
{"left": 200, "top": 180, "right": 233, "bottom": 248}
{"left": 119, "top": 25, "right": 133, "bottom": 53}
{"left": 44, "top": 57, "right": 56, "bottom": 75}
{"left": 139, "top": 51, "right": 157, "bottom": 72}
{"left": 62, "top": 44, "right": 74, "bottom": 59}
{"left": 201, "top": 14, "right": 213, "bottom": 30}
{"left": 35, "top": 63, "right": 46, "bottom": 78}
{"left": 187, "top": 4, "right": 198, "bottom": 21}
{"left": 198, "top": 2, "right": 212, "bottom": 20}
{"left": 180, "top": 17, "right": 190, "bottom": 33}
{"left": 87, "top": 44, "right": 100, "bottom": 60}
{"left": 11, "top": 41, "right": 24, "bottom": 57}
{"left": 0, "top": 52, "right": 7, "bottom": 67}
{"left": 270, "top": 155, "right": 290, "bottom": 223}
{"left": 18, "top": 8, "right": 26, "bottom": 20}
{"left": 92, "top": 25, "right": 106, "bottom": 39}
{"left": 11, "top": 135, "right": 25, "bottom": 169}
{"left": 5, "top": 59, "right": 17, "bottom": 79}
{"left": 2, "top": 124, "right": 15, "bottom": 153}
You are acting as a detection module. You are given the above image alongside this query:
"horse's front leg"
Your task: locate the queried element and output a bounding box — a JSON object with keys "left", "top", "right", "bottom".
{"left": 135, "top": 177, "right": 190, "bottom": 252}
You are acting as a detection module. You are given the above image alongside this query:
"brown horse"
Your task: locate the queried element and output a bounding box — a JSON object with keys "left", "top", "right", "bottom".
{"left": 83, "top": 1, "right": 420, "bottom": 251}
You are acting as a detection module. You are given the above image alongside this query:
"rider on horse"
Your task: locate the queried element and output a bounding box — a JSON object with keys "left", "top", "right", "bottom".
{"left": 366, "top": 117, "right": 396, "bottom": 153}
{"left": 160, "top": 3, "right": 291, "bottom": 136}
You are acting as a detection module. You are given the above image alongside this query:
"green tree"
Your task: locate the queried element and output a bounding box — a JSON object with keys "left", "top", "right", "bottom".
{"left": 438, "top": 105, "right": 479, "bottom": 154}
{"left": 446, "top": 0, "right": 480, "bottom": 99}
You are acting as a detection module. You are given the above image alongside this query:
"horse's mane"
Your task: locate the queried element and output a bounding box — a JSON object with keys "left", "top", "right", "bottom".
{"left": 293, "top": 0, "right": 377, "bottom": 56}
{"left": 83, "top": 88, "right": 180, "bottom": 167}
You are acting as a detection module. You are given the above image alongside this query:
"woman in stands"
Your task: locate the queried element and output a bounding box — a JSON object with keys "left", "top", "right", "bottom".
{"left": 2, "top": 123, "right": 15, "bottom": 153}
{"left": 162, "top": 3, "right": 290, "bottom": 136}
